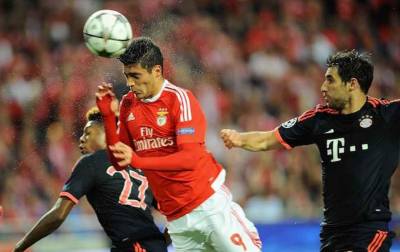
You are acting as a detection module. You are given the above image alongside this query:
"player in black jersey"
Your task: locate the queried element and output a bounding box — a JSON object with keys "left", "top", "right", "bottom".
{"left": 221, "top": 50, "right": 397, "bottom": 252}
{"left": 14, "top": 107, "right": 168, "bottom": 252}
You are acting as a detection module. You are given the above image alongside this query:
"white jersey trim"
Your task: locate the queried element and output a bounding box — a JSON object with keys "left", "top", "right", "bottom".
{"left": 164, "top": 82, "right": 192, "bottom": 122}
{"left": 211, "top": 169, "right": 226, "bottom": 192}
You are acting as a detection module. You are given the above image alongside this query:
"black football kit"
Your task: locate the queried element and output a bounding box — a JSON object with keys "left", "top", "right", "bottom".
{"left": 277, "top": 97, "right": 398, "bottom": 252}
{"left": 61, "top": 149, "right": 167, "bottom": 252}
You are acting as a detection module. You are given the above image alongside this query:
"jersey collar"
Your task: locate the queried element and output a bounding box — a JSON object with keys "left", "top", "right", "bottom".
{"left": 141, "top": 79, "right": 168, "bottom": 103}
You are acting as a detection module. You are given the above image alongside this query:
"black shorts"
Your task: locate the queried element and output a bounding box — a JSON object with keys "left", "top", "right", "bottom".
{"left": 111, "top": 236, "right": 168, "bottom": 252}
{"left": 320, "top": 222, "right": 395, "bottom": 252}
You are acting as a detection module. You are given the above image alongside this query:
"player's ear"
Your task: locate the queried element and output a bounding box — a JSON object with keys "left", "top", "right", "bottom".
{"left": 348, "top": 78, "right": 359, "bottom": 91}
{"left": 152, "top": 65, "right": 162, "bottom": 77}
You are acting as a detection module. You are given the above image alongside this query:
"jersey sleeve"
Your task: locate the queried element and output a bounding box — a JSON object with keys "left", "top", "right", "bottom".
{"left": 118, "top": 95, "right": 133, "bottom": 146}
{"left": 59, "top": 155, "right": 96, "bottom": 204}
{"left": 102, "top": 94, "right": 133, "bottom": 171}
{"left": 381, "top": 99, "right": 400, "bottom": 128}
{"left": 174, "top": 90, "right": 206, "bottom": 145}
{"left": 276, "top": 111, "right": 317, "bottom": 149}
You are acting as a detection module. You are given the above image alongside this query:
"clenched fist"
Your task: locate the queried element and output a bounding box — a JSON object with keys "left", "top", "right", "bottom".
{"left": 95, "top": 83, "right": 119, "bottom": 117}
{"left": 220, "top": 129, "right": 243, "bottom": 149}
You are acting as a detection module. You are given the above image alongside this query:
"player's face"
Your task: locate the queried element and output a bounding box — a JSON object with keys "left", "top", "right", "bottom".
{"left": 79, "top": 121, "right": 106, "bottom": 154}
{"left": 321, "top": 67, "right": 351, "bottom": 111}
{"left": 123, "top": 64, "right": 162, "bottom": 100}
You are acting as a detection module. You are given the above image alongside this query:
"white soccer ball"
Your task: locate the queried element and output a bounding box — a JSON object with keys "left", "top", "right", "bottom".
{"left": 83, "top": 10, "right": 132, "bottom": 58}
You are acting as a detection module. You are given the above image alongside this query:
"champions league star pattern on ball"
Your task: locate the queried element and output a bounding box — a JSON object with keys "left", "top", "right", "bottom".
{"left": 83, "top": 9, "right": 132, "bottom": 58}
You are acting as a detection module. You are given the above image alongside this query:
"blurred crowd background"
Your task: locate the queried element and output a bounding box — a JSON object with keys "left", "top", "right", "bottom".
{"left": 1, "top": 0, "right": 400, "bottom": 250}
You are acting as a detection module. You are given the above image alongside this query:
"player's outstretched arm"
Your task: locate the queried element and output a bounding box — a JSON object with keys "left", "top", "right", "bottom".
{"left": 220, "top": 129, "right": 283, "bottom": 151}
{"left": 13, "top": 198, "right": 74, "bottom": 252}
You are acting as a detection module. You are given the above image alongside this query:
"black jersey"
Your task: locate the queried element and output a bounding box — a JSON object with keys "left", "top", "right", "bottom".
{"left": 277, "top": 97, "right": 400, "bottom": 227}
{"left": 60, "top": 149, "right": 164, "bottom": 247}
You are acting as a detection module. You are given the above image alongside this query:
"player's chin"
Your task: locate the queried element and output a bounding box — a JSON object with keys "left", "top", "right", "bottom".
{"left": 136, "top": 93, "right": 147, "bottom": 99}
{"left": 322, "top": 98, "right": 329, "bottom": 107}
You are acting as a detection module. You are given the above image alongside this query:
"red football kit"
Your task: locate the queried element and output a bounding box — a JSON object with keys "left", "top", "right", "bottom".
{"left": 103, "top": 80, "right": 223, "bottom": 220}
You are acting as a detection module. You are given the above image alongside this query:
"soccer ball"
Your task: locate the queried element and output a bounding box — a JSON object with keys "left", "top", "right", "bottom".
{"left": 83, "top": 10, "right": 132, "bottom": 58}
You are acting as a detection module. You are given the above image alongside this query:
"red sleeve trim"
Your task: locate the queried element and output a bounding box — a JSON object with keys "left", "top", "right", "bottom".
{"left": 298, "top": 105, "right": 338, "bottom": 122}
{"left": 59, "top": 192, "right": 79, "bottom": 204}
{"left": 273, "top": 127, "right": 292, "bottom": 150}
{"left": 367, "top": 96, "right": 391, "bottom": 107}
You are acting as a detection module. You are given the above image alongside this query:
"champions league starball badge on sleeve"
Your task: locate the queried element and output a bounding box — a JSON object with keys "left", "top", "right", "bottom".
{"left": 282, "top": 118, "right": 298, "bottom": 128}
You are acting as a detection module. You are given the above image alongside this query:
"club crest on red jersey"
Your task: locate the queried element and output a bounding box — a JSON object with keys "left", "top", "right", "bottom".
{"left": 156, "top": 108, "right": 168, "bottom": 126}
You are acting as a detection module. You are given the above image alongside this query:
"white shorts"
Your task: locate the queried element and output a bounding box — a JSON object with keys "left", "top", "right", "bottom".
{"left": 167, "top": 173, "right": 262, "bottom": 252}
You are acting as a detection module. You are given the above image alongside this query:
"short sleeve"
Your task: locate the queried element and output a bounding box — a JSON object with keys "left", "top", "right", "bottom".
{"left": 59, "top": 155, "right": 96, "bottom": 204}
{"left": 381, "top": 99, "right": 400, "bottom": 128}
{"left": 277, "top": 113, "right": 317, "bottom": 148}
{"left": 175, "top": 90, "right": 206, "bottom": 145}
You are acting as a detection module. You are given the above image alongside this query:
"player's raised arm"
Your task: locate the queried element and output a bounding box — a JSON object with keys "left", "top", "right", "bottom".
{"left": 95, "top": 83, "right": 120, "bottom": 145}
{"left": 96, "top": 83, "right": 128, "bottom": 170}
{"left": 13, "top": 198, "right": 75, "bottom": 252}
{"left": 220, "top": 128, "right": 283, "bottom": 151}
{"left": 95, "top": 83, "right": 119, "bottom": 117}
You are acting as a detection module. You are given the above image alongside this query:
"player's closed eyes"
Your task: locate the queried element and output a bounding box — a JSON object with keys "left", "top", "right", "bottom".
{"left": 326, "top": 77, "right": 333, "bottom": 83}
{"left": 124, "top": 73, "right": 140, "bottom": 80}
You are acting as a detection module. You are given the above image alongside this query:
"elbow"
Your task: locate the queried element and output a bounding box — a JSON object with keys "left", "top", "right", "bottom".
{"left": 54, "top": 211, "right": 68, "bottom": 224}
{"left": 182, "top": 151, "right": 202, "bottom": 170}
{"left": 255, "top": 135, "right": 274, "bottom": 151}
{"left": 49, "top": 216, "right": 66, "bottom": 231}
{"left": 50, "top": 207, "right": 68, "bottom": 225}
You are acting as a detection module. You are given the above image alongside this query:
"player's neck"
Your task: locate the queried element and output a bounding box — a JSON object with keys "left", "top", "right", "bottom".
{"left": 151, "top": 78, "right": 165, "bottom": 97}
{"left": 341, "top": 94, "right": 367, "bottom": 114}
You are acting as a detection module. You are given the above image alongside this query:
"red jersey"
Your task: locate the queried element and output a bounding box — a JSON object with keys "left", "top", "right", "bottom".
{"left": 118, "top": 80, "right": 223, "bottom": 220}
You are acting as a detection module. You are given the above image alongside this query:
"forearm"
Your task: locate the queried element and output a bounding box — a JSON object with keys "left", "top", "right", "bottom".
{"left": 103, "top": 114, "right": 119, "bottom": 145}
{"left": 102, "top": 115, "right": 126, "bottom": 170}
{"left": 15, "top": 209, "right": 65, "bottom": 250}
{"left": 131, "top": 144, "right": 201, "bottom": 171}
{"left": 239, "top": 131, "right": 276, "bottom": 151}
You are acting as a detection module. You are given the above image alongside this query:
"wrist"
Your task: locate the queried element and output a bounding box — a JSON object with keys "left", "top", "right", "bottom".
{"left": 130, "top": 151, "right": 139, "bottom": 167}
{"left": 100, "top": 110, "right": 116, "bottom": 117}
{"left": 237, "top": 135, "right": 245, "bottom": 148}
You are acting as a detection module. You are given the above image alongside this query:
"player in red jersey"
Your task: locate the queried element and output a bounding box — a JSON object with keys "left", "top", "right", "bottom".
{"left": 96, "top": 37, "right": 262, "bottom": 252}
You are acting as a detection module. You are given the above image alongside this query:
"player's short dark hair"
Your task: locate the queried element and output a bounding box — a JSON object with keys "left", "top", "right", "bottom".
{"left": 326, "top": 50, "right": 374, "bottom": 94}
{"left": 86, "top": 107, "right": 103, "bottom": 124}
{"left": 118, "top": 37, "right": 163, "bottom": 72}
